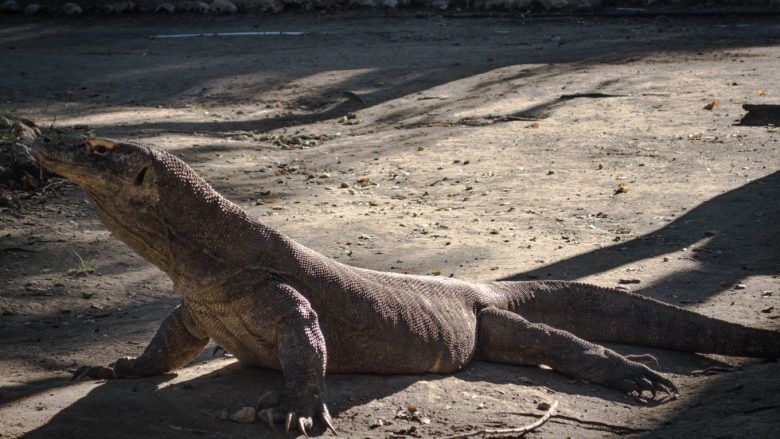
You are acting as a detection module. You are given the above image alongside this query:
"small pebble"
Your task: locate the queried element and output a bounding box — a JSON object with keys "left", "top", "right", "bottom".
{"left": 230, "top": 406, "right": 256, "bottom": 423}
{"left": 155, "top": 3, "right": 175, "bottom": 13}
{"left": 62, "top": 2, "right": 82, "bottom": 14}
{"left": 210, "top": 0, "right": 237, "bottom": 13}
{"left": 23, "top": 3, "right": 40, "bottom": 14}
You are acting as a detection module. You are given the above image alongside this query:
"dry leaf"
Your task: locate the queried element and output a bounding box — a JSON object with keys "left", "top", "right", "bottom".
{"left": 758, "top": 89, "right": 767, "bottom": 96}
{"left": 614, "top": 182, "right": 629, "bottom": 195}
{"left": 703, "top": 100, "right": 718, "bottom": 110}
{"left": 526, "top": 122, "right": 540, "bottom": 129}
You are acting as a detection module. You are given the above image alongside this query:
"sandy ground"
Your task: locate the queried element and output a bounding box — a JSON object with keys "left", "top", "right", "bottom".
{"left": 1, "top": 10, "right": 779, "bottom": 439}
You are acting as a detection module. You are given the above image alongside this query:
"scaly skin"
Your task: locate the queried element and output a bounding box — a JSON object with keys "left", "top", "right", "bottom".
{"left": 31, "top": 133, "right": 779, "bottom": 436}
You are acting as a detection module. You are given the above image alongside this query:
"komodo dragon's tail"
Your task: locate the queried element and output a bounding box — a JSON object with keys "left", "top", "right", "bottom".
{"left": 490, "top": 280, "right": 779, "bottom": 358}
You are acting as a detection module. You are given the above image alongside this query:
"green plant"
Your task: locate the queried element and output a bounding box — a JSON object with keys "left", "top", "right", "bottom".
{"left": 68, "top": 251, "right": 96, "bottom": 276}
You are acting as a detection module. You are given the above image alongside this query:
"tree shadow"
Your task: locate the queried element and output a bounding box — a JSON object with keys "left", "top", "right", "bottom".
{"left": 3, "top": 13, "right": 780, "bottom": 138}
{"left": 500, "top": 171, "right": 780, "bottom": 303}
{"left": 636, "top": 361, "right": 780, "bottom": 438}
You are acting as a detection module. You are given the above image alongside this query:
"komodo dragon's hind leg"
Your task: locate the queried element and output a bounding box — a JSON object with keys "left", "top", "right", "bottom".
{"left": 475, "top": 307, "right": 677, "bottom": 397}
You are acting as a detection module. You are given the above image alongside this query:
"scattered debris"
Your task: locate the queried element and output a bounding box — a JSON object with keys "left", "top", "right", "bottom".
{"left": 613, "top": 182, "right": 629, "bottom": 195}
{"left": 703, "top": 100, "right": 718, "bottom": 111}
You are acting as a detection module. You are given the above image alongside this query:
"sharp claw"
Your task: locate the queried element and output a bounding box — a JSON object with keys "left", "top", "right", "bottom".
{"left": 298, "top": 418, "right": 309, "bottom": 438}
{"left": 285, "top": 412, "right": 294, "bottom": 433}
{"left": 265, "top": 410, "right": 275, "bottom": 429}
{"left": 320, "top": 405, "right": 337, "bottom": 435}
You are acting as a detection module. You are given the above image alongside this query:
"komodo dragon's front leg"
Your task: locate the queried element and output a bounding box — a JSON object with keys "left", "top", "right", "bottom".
{"left": 476, "top": 307, "right": 677, "bottom": 396}
{"left": 250, "top": 283, "right": 335, "bottom": 435}
{"left": 73, "top": 304, "right": 209, "bottom": 380}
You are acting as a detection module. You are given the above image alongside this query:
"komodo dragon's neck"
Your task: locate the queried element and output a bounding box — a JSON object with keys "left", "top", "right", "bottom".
{"left": 90, "top": 149, "right": 319, "bottom": 296}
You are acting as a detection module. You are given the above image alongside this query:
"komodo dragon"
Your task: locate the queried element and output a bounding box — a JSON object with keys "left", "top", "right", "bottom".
{"left": 31, "top": 133, "right": 779, "bottom": 436}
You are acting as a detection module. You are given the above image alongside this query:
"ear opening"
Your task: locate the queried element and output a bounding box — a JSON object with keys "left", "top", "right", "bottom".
{"left": 133, "top": 167, "right": 148, "bottom": 186}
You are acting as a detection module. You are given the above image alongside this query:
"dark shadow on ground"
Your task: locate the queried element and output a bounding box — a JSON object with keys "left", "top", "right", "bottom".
{"left": 2, "top": 13, "right": 780, "bottom": 137}
{"left": 16, "top": 347, "right": 741, "bottom": 439}
{"left": 738, "top": 104, "right": 780, "bottom": 126}
{"left": 637, "top": 361, "right": 780, "bottom": 438}
{"left": 500, "top": 172, "right": 780, "bottom": 304}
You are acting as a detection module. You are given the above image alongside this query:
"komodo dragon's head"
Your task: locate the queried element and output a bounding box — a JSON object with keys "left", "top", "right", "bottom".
{"left": 30, "top": 132, "right": 217, "bottom": 272}
{"left": 32, "top": 133, "right": 159, "bottom": 197}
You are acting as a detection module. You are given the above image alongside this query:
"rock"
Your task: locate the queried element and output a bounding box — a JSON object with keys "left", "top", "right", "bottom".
{"left": 108, "top": 1, "right": 136, "bottom": 14}
{"left": 155, "top": 2, "right": 175, "bottom": 12}
{"left": 230, "top": 406, "right": 257, "bottom": 423}
{"left": 194, "top": 0, "right": 209, "bottom": 12}
{"left": 0, "top": 0, "right": 19, "bottom": 13}
{"left": 430, "top": 0, "right": 448, "bottom": 10}
{"left": 210, "top": 0, "right": 236, "bottom": 13}
{"left": 11, "top": 143, "right": 37, "bottom": 171}
{"left": 23, "top": 3, "right": 40, "bottom": 14}
{"left": 177, "top": 0, "right": 193, "bottom": 11}
{"left": 11, "top": 122, "right": 37, "bottom": 145}
{"left": 61, "top": 2, "right": 82, "bottom": 15}
{"left": 248, "top": 0, "right": 284, "bottom": 13}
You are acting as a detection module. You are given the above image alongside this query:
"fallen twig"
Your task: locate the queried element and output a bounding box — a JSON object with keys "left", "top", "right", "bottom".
{"left": 445, "top": 400, "right": 558, "bottom": 439}
{"left": 690, "top": 366, "right": 741, "bottom": 376}
{"left": 500, "top": 411, "right": 649, "bottom": 434}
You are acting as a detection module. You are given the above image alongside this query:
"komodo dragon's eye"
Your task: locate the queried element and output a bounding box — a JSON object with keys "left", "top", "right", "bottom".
{"left": 86, "top": 139, "right": 116, "bottom": 156}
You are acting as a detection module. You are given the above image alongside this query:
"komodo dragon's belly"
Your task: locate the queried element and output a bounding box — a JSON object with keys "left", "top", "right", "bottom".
{"left": 308, "top": 273, "right": 484, "bottom": 375}
{"left": 186, "top": 299, "right": 283, "bottom": 370}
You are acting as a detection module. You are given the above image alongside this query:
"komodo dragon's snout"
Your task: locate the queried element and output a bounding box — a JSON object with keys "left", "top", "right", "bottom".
{"left": 31, "top": 132, "right": 780, "bottom": 437}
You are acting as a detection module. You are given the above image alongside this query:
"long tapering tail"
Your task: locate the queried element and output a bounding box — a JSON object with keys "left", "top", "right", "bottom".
{"left": 488, "top": 280, "right": 779, "bottom": 358}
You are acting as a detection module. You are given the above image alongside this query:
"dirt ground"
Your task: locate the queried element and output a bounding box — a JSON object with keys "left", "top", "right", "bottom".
{"left": 1, "top": 9, "right": 779, "bottom": 439}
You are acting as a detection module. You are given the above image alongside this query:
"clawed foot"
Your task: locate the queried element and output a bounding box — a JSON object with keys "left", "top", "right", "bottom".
{"left": 256, "top": 392, "right": 336, "bottom": 437}
{"left": 71, "top": 357, "right": 138, "bottom": 381}
{"left": 614, "top": 360, "right": 678, "bottom": 400}
{"left": 71, "top": 365, "right": 115, "bottom": 381}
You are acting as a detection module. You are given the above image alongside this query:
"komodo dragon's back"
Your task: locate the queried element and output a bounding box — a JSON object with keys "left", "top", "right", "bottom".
{"left": 30, "top": 133, "right": 779, "bottom": 436}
